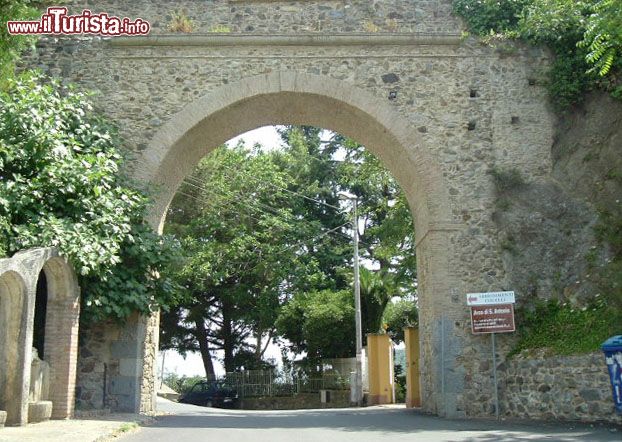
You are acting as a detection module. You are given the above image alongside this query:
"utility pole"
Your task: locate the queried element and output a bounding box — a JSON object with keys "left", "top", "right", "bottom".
{"left": 339, "top": 192, "right": 363, "bottom": 406}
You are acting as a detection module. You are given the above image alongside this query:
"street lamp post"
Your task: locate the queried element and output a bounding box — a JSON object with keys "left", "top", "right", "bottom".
{"left": 339, "top": 192, "right": 363, "bottom": 406}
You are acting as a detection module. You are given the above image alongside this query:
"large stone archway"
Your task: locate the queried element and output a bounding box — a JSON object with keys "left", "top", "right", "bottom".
{"left": 138, "top": 71, "right": 454, "bottom": 238}
{"left": 132, "top": 71, "right": 469, "bottom": 418}
{"left": 29, "top": 0, "right": 556, "bottom": 419}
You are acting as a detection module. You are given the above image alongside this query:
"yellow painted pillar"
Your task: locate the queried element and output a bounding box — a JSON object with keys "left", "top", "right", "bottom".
{"left": 366, "top": 334, "right": 394, "bottom": 405}
{"left": 404, "top": 326, "right": 421, "bottom": 408}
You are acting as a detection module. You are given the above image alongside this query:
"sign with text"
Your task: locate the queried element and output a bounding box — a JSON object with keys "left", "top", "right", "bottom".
{"left": 470, "top": 304, "right": 515, "bottom": 334}
{"left": 466, "top": 291, "right": 515, "bottom": 306}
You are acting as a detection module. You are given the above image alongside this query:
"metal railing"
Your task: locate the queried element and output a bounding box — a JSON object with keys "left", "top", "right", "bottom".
{"left": 207, "top": 370, "right": 351, "bottom": 398}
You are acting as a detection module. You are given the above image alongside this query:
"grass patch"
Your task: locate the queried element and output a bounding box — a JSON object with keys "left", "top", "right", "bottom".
{"left": 489, "top": 167, "right": 525, "bottom": 193}
{"left": 118, "top": 422, "right": 139, "bottom": 433}
{"left": 510, "top": 298, "right": 621, "bottom": 356}
{"left": 168, "top": 10, "right": 194, "bottom": 33}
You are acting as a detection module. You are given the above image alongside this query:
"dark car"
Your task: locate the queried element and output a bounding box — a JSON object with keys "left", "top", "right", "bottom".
{"left": 178, "top": 380, "right": 239, "bottom": 408}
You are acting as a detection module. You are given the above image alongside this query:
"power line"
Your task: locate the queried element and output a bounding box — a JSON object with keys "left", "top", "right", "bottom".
{"left": 172, "top": 188, "right": 352, "bottom": 273}
{"left": 245, "top": 221, "right": 351, "bottom": 275}
{"left": 190, "top": 159, "right": 345, "bottom": 214}
{"left": 178, "top": 178, "right": 374, "bottom": 251}
{"left": 179, "top": 177, "right": 325, "bottom": 234}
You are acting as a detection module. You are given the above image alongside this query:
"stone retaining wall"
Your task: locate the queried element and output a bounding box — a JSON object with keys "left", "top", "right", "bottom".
{"left": 239, "top": 391, "right": 351, "bottom": 410}
{"left": 500, "top": 352, "right": 622, "bottom": 424}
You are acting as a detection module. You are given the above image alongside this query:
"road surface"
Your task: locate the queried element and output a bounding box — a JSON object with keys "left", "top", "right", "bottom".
{"left": 117, "top": 398, "right": 620, "bottom": 442}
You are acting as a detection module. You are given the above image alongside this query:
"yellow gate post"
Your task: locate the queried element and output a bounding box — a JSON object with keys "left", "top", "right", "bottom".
{"left": 366, "top": 333, "right": 394, "bottom": 405}
{"left": 404, "top": 327, "right": 421, "bottom": 408}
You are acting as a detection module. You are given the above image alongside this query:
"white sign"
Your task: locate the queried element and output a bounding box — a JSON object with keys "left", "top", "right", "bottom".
{"left": 466, "top": 291, "right": 515, "bottom": 306}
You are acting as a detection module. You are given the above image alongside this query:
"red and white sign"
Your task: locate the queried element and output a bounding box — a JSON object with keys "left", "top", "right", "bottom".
{"left": 466, "top": 291, "right": 515, "bottom": 306}
{"left": 470, "top": 304, "right": 515, "bottom": 334}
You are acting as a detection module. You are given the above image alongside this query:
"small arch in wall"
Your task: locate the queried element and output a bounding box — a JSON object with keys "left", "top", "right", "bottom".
{"left": 38, "top": 257, "right": 81, "bottom": 420}
{"left": 0, "top": 271, "right": 27, "bottom": 425}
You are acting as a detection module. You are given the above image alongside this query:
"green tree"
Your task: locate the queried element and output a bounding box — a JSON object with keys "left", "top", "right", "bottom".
{"left": 161, "top": 145, "right": 317, "bottom": 374}
{"left": 580, "top": 0, "right": 622, "bottom": 89}
{"left": 275, "top": 289, "right": 355, "bottom": 359}
{"left": 0, "top": 1, "right": 40, "bottom": 86}
{"left": 273, "top": 127, "right": 417, "bottom": 358}
{"left": 163, "top": 127, "right": 418, "bottom": 370}
{"left": 0, "top": 73, "right": 180, "bottom": 320}
{"left": 382, "top": 298, "right": 419, "bottom": 343}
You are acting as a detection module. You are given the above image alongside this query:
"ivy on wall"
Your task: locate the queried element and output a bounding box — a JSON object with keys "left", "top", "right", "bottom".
{"left": 453, "top": 0, "right": 622, "bottom": 109}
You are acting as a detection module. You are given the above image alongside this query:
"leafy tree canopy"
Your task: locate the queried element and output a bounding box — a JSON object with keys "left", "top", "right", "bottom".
{"left": 382, "top": 298, "right": 419, "bottom": 344}
{"left": 0, "top": 72, "right": 181, "bottom": 320}
{"left": 275, "top": 289, "right": 356, "bottom": 359}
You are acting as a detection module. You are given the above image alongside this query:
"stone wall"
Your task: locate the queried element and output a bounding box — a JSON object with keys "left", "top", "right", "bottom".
{"left": 45, "top": 0, "right": 461, "bottom": 35}
{"left": 239, "top": 391, "right": 350, "bottom": 410}
{"left": 76, "top": 314, "right": 150, "bottom": 413}
{"left": 499, "top": 352, "right": 622, "bottom": 424}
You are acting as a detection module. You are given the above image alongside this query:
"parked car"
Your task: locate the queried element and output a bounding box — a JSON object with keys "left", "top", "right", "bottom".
{"left": 178, "top": 380, "right": 239, "bottom": 408}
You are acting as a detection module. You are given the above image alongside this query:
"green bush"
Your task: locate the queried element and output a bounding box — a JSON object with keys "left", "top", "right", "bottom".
{"left": 489, "top": 167, "right": 525, "bottom": 193}
{"left": 511, "top": 297, "right": 620, "bottom": 355}
{"left": 162, "top": 373, "right": 205, "bottom": 394}
{"left": 453, "top": 0, "right": 529, "bottom": 35}
{"left": 0, "top": 72, "right": 182, "bottom": 321}
{"left": 453, "top": 0, "right": 621, "bottom": 108}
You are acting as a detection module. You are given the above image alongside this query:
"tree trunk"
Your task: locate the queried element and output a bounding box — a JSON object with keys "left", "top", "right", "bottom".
{"left": 222, "top": 301, "right": 235, "bottom": 373}
{"left": 194, "top": 318, "right": 216, "bottom": 378}
{"left": 255, "top": 330, "right": 262, "bottom": 364}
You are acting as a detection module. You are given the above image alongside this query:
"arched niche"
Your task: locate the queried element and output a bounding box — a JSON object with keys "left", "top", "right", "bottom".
{"left": 0, "top": 271, "right": 27, "bottom": 425}
{"left": 37, "top": 257, "right": 81, "bottom": 420}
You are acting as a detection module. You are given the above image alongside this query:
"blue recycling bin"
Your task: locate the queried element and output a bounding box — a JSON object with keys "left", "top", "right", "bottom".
{"left": 602, "top": 335, "right": 622, "bottom": 414}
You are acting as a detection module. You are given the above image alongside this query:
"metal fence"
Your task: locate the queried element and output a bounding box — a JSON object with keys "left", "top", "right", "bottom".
{"left": 208, "top": 369, "right": 351, "bottom": 398}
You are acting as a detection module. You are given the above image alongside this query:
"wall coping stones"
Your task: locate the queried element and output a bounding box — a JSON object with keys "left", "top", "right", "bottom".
{"left": 108, "top": 33, "right": 462, "bottom": 48}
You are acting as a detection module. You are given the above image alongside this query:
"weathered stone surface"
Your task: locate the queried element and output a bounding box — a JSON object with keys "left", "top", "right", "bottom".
{"left": 27, "top": 401, "right": 53, "bottom": 423}
{"left": 499, "top": 352, "right": 622, "bottom": 424}
{"left": 0, "top": 410, "right": 6, "bottom": 428}
{"left": 240, "top": 391, "right": 351, "bottom": 410}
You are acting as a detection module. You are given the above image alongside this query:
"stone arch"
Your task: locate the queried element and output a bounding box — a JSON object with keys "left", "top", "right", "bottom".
{"left": 134, "top": 70, "right": 464, "bottom": 416}
{"left": 0, "top": 270, "right": 28, "bottom": 425}
{"left": 38, "top": 257, "right": 80, "bottom": 420}
{"left": 136, "top": 71, "right": 455, "bottom": 238}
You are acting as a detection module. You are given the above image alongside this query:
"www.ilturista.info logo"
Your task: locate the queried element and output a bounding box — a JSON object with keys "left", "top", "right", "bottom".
{"left": 7, "top": 7, "right": 150, "bottom": 36}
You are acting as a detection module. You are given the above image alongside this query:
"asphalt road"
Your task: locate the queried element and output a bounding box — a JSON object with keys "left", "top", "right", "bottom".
{"left": 117, "top": 399, "right": 621, "bottom": 442}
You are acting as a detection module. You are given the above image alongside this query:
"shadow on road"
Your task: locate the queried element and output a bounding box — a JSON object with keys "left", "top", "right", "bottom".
{"left": 148, "top": 402, "right": 620, "bottom": 442}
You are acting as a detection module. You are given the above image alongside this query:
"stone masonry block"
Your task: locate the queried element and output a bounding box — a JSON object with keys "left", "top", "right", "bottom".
{"left": 28, "top": 401, "right": 53, "bottom": 423}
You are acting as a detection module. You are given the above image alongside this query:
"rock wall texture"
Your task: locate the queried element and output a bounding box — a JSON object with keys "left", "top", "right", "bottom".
{"left": 76, "top": 314, "right": 150, "bottom": 413}
{"left": 499, "top": 352, "right": 622, "bottom": 424}
{"left": 494, "top": 91, "right": 622, "bottom": 308}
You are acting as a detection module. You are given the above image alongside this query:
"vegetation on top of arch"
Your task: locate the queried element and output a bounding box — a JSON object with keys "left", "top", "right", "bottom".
{"left": 453, "top": 0, "right": 622, "bottom": 110}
